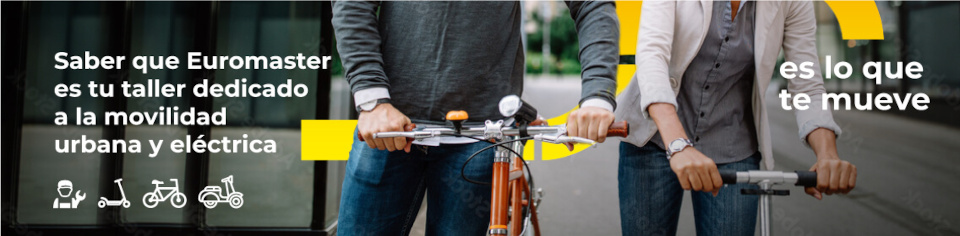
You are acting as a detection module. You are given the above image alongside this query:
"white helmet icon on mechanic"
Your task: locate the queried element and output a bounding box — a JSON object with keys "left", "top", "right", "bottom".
{"left": 53, "top": 179, "right": 86, "bottom": 209}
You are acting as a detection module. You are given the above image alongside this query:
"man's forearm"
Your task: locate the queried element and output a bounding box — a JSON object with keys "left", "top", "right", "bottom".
{"left": 567, "top": 1, "right": 619, "bottom": 108}
{"left": 332, "top": 1, "right": 390, "bottom": 94}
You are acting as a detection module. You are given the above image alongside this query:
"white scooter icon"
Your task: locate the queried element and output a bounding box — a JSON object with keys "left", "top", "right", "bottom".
{"left": 98, "top": 178, "right": 131, "bottom": 208}
{"left": 143, "top": 178, "right": 187, "bottom": 208}
{"left": 198, "top": 175, "right": 243, "bottom": 209}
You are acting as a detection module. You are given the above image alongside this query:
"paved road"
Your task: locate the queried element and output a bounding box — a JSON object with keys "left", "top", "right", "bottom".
{"left": 411, "top": 78, "right": 960, "bottom": 235}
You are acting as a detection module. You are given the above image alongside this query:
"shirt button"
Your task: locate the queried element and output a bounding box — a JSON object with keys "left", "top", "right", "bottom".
{"left": 695, "top": 136, "right": 700, "bottom": 142}
{"left": 725, "top": 37, "right": 730, "bottom": 42}
{"left": 715, "top": 63, "right": 720, "bottom": 68}
{"left": 705, "top": 85, "right": 711, "bottom": 90}
{"left": 700, "top": 112, "right": 705, "bottom": 117}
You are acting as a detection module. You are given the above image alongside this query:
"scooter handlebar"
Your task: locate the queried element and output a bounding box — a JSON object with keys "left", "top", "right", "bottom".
{"left": 718, "top": 170, "right": 817, "bottom": 187}
{"left": 794, "top": 171, "right": 817, "bottom": 187}
{"left": 719, "top": 169, "right": 739, "bottom": 184}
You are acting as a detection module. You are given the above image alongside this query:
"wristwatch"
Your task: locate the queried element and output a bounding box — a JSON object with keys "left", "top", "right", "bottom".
{"left": 665, "top": 138, "right": 694, "bottom": 159}
{"left": 356, "top": 98, "right": 391, "bottom": 112}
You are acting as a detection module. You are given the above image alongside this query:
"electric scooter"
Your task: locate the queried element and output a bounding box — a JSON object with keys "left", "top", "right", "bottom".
{"left": 720, "top": 170, "right": 818, "bottom": 236}
{"left": 198, "top": 175, "right": 244, "bottom": 209}
{"left": 98, "top": 178, "right": 131, "bottom": 208}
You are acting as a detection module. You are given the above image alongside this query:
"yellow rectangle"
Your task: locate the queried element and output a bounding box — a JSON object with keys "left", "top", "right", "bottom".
{"left": 301, "top": 119, "right": 358, "bottom": 161}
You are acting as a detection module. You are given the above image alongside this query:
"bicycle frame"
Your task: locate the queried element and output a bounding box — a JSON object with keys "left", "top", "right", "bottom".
{"left": 151, "top": 179, "right": 179, "bottom": 200}
{"left": 368, "top": 99, "right": 628, "bottom": 236}
{"left": 489, "top": 138, "right": 540, "bottom": 236}
{"left": 372, "top": 121, "right": 626, "bottom": 235}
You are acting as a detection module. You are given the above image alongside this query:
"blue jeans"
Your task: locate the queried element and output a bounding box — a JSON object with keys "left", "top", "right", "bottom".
{"left": 619, "top": 142, "right": 760, "bottom": 236}
{"left": 338, "top": 131, "right": 495, "bottom": 235}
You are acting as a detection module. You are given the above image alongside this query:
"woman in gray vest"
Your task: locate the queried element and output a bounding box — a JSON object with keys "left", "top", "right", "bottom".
{"left": 615, "top": 1, "right": 857, "bottom": 235}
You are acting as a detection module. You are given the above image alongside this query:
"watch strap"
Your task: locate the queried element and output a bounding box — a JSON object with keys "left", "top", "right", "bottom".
{"left": 356, "top": 98, "right": 391, "bottom": 112}
{"left": 665, "top": 138, "right": 693, "bottom": 159}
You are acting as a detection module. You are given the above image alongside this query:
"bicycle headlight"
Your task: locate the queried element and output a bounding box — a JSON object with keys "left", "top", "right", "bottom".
{"left": 499, "top": 95, "right": 538, "bottom": 124}
{"left": 499, "top": 95, "right": 522, "bottom": 118}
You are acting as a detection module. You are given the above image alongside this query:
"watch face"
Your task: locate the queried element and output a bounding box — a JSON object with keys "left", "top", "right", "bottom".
{"left": 669, "top": 139, "right": 688, "bottom": 151}
{"left": 359, "top": 101, "right": 378, "bottom": 111}
{"left": 669, "top": 140, "right": 683, "bottom": 150}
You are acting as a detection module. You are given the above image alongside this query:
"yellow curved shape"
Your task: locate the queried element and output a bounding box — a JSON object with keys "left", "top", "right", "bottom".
{"left": 616, "top": 1, "right": 643, "bottom": 55}
{"left": 302, "top": 1, "right": 885, "bottom": 161}
{"left": 528, "top": 64, "right": 636, "bottom": 160}
{"left": 825, "top": 1, "right": 885, "bottom": 40}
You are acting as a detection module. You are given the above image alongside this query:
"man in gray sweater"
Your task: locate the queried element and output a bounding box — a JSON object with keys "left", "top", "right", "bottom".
{"left": 333, "top": 2, "right": 619, "bottom": 234}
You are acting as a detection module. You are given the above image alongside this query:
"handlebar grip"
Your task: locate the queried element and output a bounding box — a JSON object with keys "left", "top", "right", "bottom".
{"left": 606, "top": 121, "right": 629, "bottom": 137}
{"left": 794, "top": 171, "right": 817, "bottom": 187}
{"left": 719, "top": 169, "right": 738, "bottom": 184}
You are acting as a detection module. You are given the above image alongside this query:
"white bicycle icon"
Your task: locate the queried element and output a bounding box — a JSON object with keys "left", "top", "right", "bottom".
{"left": 142, "top": 178, "right": 187, "bottom": 208}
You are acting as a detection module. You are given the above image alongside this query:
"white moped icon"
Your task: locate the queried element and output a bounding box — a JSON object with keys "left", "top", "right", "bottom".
{"left": 198, "top": 175, "right": 243, "bottom": 209}
{"left": 98, "top": 178, "right": 131, "bottom": 208}
{"left": 142, "top": 178, "right": 187, "bottom": 208}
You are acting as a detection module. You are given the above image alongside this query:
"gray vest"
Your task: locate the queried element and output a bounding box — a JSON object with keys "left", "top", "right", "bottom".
{"left": 652, "top": 1, "right": 759, "bottom": 164}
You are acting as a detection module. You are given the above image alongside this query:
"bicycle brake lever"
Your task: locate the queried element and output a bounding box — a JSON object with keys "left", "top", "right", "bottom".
{"left": 360, "top": 124, "right": 418, "bottom": 153}
{"left": 533, "top": 134, "right": 597, "bottom": 147}
{"left": 372, "top": 131, "right": 433, "bottom": 139}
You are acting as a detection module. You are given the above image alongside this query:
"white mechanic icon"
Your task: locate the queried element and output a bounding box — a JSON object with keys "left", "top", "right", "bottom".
{"left": 53, "top": 180, "right": 85, "bottom": 209}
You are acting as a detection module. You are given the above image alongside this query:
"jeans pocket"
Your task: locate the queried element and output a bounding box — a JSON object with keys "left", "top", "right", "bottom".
{"left": 347, "top": 140, "right": 389, "bottom": 186}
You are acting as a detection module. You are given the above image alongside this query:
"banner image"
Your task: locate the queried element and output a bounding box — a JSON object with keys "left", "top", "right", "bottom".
{"left": 2, "top": 1, "right": 958, "bottom": 236}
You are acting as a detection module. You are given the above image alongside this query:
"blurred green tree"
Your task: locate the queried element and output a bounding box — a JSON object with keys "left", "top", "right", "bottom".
{"left": 527, "top": 8, "right": 581, "bottom": 75}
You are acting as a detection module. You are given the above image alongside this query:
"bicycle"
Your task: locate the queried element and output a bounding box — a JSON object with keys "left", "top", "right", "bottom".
{"left": 143, "top": 178, "right": 187, "bottom": 208}
{"left": 719, "top": 169, "right": 818, "bottom": 236}
{"left": 363, "top": 95, "right": 628, "bottom": 236}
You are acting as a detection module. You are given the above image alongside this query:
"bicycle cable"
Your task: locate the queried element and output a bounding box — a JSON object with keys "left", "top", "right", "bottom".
{"left": 456, "top": 135, "right": 538, "bottom": 232}
{"left": 457, "top": 136, "right": 532, "bottom": 185}
{"left": 448, "top": 133, "right": 540, "bottom": 232}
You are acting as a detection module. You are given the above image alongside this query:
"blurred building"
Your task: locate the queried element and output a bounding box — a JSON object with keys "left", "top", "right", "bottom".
{"left": 812, "top": 1, "right": 959, "bottom": 127}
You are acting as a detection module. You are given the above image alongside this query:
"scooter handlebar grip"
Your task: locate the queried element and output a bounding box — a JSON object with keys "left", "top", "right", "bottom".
{"left": 795, "top": 171, "right": 817, "bottom": 187}
{"left": 719, "top": 169, "right": 739, "bottom": 184}
{"left": 606, "top": 121, "right": 629, "bottom": 137}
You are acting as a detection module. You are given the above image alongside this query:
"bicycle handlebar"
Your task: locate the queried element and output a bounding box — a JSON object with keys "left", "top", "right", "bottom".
{"left": 363, "top": 121, "right": 628, "bottom": 144}
{"left": 357, "top": 95, "right": 629, "bottom": 146}
{"left": 606, "top": 121, "right": 629, "bottom": 137}
{"left": 358, "top": 124, "right": 417, "bottom": 151}
{"left": 718, "top": 170, "right": 817, "bottom": 187}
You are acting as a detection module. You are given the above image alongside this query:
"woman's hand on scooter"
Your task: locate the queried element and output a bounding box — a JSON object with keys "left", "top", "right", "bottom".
{"left": 803, "top": 128, "right": 858, "bottom": 200}
{"left": 669, "top": 147, "right": 723, "bottom": 196}
{"left": 804, "top": 157, "right": 857, "bottom": 200}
